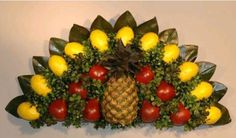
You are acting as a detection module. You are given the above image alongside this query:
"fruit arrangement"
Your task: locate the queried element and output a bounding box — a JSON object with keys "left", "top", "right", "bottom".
{"left": 5, "top": 11, "right": 231, "bottom": 131}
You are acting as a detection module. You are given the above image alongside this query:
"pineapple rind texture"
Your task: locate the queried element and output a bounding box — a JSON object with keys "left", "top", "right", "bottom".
{"left": 102, "top": 75, "right": 139, "bottom": 126}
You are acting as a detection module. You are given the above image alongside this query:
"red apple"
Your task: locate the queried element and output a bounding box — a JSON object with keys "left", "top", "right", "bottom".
{"left": 68, "top": 82, "right": 87, "bottom": 99}
{"left": 140, "top": 100, "right": 160, "bottom": 123}
{"left": 83, "top": 98, "right": 101, "bottom": 122}
{"left": 135, "top": 65, "right": 155, "bottom": 84}
{"left": 170, "top": 103, "right": 191, "bottom": 125}
{"left": 89, "top": 64, "right": 108, "bottom": 83}
{"left": 156, "top": 81, "right": 176, "bottom": 102}
{"left": 48, "top": 99, "right": 67, "bottom": 121}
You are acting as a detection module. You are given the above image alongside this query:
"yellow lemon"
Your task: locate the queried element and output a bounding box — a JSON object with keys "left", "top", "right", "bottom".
{"left": 205, "top": 106, "right": 222, "bottom": 125}
{"left": 64, "top": 42, "right": 84, "bottom": 59}
{"left": 140, "top": 32, "right": 159, "bottom": 51}
{"left": 48, "top": 55, "right": 68, "bottom": 77}
{"left": 191, "top": 81, "right": 213, "bottom": 101}
{"left": 163, "top": 44, "right": 180, "bottom": 63}
{"left": 178, "top": 62, "right": 199, "bottom": 82}
{"left": 90, "top": 29, "right": 109, "bottom": 52}
{"left": 115, "top": 26, "right": 134, "bottom": 46}
{"left": 17, "top": 102, "right": 40, "bottom": 121}
{"left": 31, "top": 75, "right": 51, "bottom": 96}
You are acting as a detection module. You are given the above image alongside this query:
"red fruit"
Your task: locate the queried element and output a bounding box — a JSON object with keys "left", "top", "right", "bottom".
{"left": 140, "top": 100, "right": 160, "bottom": 123}
{"left": 170, "top": 103, "right": 191, "bottom": 125}
{"left": 156, "top": 81, "right": 176, "bottom": 102}
{"left": 89, "top": 65, "right": 108, "bottom": 82}
{"left": 83, "top": 98, "right": 101, "bottom": 122}
{"left": 68, "top": 82, "right": 87, "bottom": 99}
{"left": 48, "top": 99, "right": 67, "bottom": 121}
{"left": 136, "top": 65, "right": 154, "bottom": 84}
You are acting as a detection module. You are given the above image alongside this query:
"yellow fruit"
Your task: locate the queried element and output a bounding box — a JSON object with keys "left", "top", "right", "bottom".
{"left": 191, "top": 81, "right": 213, "bottom": 100}
{"left": 48, "top": 55, "right": 68, "bottom": 77}
{"left": 17, "top": 102, "right": 40, "bottom": 121}
{"left": 178, "top": 62, "right": 199, "bottom": 82}
{"left": 115, "top": 26, "right": 134, "bottom": 46}
{"left": 90, "top": 29, "right": 109, "bottom": 52}
{"left": 64, "top": 42, "right": 84, "bottom": 59}
{"left": 205, "top": 106, "right": 222, "bottom": 125}
{"left": 140, "top": 32, "right": 159, "bottom": 51}
{"left": 31, "top": 75, "right": 52, "bottom": 96}
{"left": 163, "top": 44, "right": 180, "bottom": 63}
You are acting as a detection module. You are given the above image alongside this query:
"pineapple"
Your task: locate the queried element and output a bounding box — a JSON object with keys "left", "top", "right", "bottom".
{"left": 101, "top": 41, "right": 142, "bottom": 126}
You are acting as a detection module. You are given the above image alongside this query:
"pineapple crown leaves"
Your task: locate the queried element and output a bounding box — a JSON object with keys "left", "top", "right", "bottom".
{"left": 100, "top": 40, "right": 143, "bottom": 77}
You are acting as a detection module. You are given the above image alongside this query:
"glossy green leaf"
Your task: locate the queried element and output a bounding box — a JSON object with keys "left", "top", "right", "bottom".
{"left": 49, "top": 37, "right": 67, "bottom": 55}
{"left": 210, "top": 81, "right": 227, "bottom": 102}
{"left": 5, "top": 95, "right": 26, "bottom": 118}
{"left": 32, "top": 56, "right": 49, "bottom": 74}
{"left": 91, "top": 15, "right": 113, "bottom": 33}
{"left": 114, "top": 11, "right": 137, "bottom": 32}
{"left": 18, "top": 75, "right": 33, "bottom": 95}
{"left": 159, "top": 28, "right": 178, "bottom": 45}
{"left": 136, "top": 17, "right": 158, "bottom": 36}
{"left": 213, "top": 103, "right": 231, "bottom": 126}
{"left": 69, "top": 24, "right": 90, "bottom": 43}
{"left": 179, "top": 45, "right": 198, "bottom": 62}
{"left": 197, "top": 61, "right": 216, "bottom": 81}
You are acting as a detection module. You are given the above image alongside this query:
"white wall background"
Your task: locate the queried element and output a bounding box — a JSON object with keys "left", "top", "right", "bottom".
{"left": 0, "top": 1, "right": 236, "bottom": 138}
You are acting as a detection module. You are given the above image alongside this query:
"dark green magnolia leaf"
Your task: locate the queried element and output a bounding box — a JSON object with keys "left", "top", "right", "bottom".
{"left": 18, "top": 75, "right": 33, "bottom": 95}
{"left": 91, "top": 15, "right": 113, "bottom": 33}
{"left": 159, "top": 28, "right": 178, "bottom": 45}
{"left": 69, "top": 24, "right": 90, "bottom": 43}
{"left": 5, "top": 95, "right": 26, "bottom": 118}
{"left": 136, "top": 17, "right": 158, "bottom": 36}
{"left": 49, "top": 37, "right": 67, "bottom": 55}
{"left": 197, "top": 61, "right": 216, "bottom": 81}
{"left": 32, "top": 56, "right": 49, "bottom": 74}
{"left": 213, "top": 103, "right": 231, "bottom": 126}
{"left": 210, "top": 81, "right": 227, "bottom": 102}
{"left": 179, "top": 45, "right": 198, "bottom": 62}
{"left": 114, "top": 11, "right": 137, "bottom": 32}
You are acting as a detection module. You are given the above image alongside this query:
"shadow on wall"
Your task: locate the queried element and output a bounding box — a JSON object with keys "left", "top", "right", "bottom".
{"left": 7, "top": 113, "right": 69, "bottom": 135}
{"left": 8, "top": 111, "right": 211, "bottom": 138}
{"left": 7, "top": 114, "right": 41, "bottom": 134}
